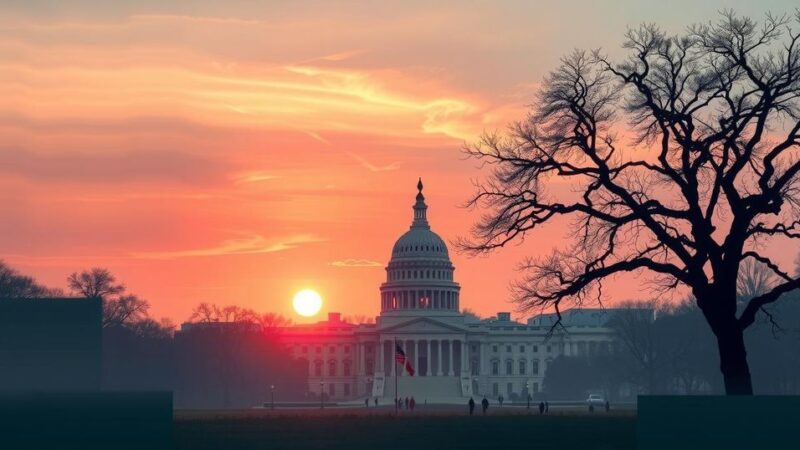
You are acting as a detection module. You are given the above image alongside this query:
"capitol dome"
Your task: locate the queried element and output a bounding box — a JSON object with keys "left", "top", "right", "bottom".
{"left": 379, "top": 179, "right": 461, "bottom": 315}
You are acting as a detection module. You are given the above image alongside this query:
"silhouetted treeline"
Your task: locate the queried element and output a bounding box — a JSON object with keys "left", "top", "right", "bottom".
{"left": 543, "top": 296, "right": 800, "bottom": 400}
{"left": 1, "top": 262, "right": 306, "bottom": 408}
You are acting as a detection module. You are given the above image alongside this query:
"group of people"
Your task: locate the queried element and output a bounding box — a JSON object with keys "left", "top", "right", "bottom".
{"left": 364, "top": 397, "right": 379, "bottom": 407}
{"left": 394, "top": 396, "right": 416, "bottom": 411}
{"left": 467, "top": 397, "right": 491, "bottom": 415}
{"left": 468, "top": 397, "right": 552, "bottom": 415}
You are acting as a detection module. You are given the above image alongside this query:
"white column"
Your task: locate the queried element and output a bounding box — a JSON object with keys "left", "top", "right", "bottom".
{"left": 426, "top": 340, "right": 431, "bottom": 377}
{"left": 414, "top": 340, "right": 419, "bottom": 375}
{"left": 463, "top": 340, "right": 469, "bottom": 375}
{"left": 437, "top": 340, "right": 443, "bottom": 376}
{"left": 447, "top": 340, "right": 454, "bottom": 376}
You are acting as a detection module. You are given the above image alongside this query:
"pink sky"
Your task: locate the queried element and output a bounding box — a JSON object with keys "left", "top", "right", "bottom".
{"left": 2, "top": 1, "right": 797, "bottom": 324}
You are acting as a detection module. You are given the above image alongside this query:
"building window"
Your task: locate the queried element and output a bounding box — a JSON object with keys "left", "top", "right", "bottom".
{"left": 519, "top": 345, "right": 525, "bottom": 353}
{"left": 532, "top": 360, "right": 539, "bottom": 375}
{"left": 330, "top": 346, "right": 336, "bottom": 354}
{"left": 314, "top": 361, "right": 322, "bottom": 377}
{"left": 492, "top": 361, "right": 499, "bottom": 375}
{"left": 343, "top": 360, "right": 352, "bottom": 377}
{"left": 506, "top": 345, "right": 511, "bottom": 353}
{"left": 519, "top": 360, "right": 526, "bottom": 375}
{"left": 533, "top": 345, "right": 538, "bottom": 353}
{"left": 505, "top": 360, "right": 513, "bottom": 375}
{"left": 507, "top": 383, "right": 513, "bottom": 395}
{"left": 471, "top": 344, "right": 477, "bottom": 353}
{"left": 344, "top": 383, "right": 351, "bottom": 396}
{"left": 316, "top": 346, "right": 321, "bottom": 354}
{"left": 471, "top": 360, "right": 478, "bottom": 376}
{"left": 329, "top": 384, "right": 335, "bottom": 397}
{"left": 492, "top": 345, "right": 498, "bottom": 353}
{"left": 328, "top": 360, "right": 337, "bottom": 376}
{"left": 344, "top": 345, "right": 350, "bottom": 354}
{"left": 492, "top": 383, "right": 499, "bottom": 396}
{"left": 546, "top": 345, "right": 552, "bottom": 353}
{"left": 533, "top": 382, "right": 539, "bottom": 393}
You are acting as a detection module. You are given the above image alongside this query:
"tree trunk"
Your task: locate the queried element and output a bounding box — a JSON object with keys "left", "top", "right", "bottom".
{"left": 715, "top": 325, "right": 753, "bottom": 395}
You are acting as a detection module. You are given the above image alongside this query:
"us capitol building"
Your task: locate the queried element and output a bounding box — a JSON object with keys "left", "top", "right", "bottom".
{"left": 281, "top": 180, "right": 618, "bottom": 402}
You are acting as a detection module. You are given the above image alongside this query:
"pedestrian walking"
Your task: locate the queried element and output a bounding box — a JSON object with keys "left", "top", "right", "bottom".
{"left": 481, "top": 397, "right": 489, "bottom": 415}
{"left": 468, "top": 397, "right": 475, "bottom": 415}
{"left": 538, "top": 401, "right": 545, "bottom": 415}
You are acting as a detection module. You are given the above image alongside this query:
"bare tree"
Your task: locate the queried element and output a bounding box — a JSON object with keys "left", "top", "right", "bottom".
{"left": 737, "top": 258, "right": 777, "bottom": 299}
{"left": 188, "top": 302, "right": 221, "bottom": 323}
{"left": 68, "top": 267, "right": 150, "bottom": 328}
{"left": 461, "top": 308, "right": 483, "bottom": 322}
{"left": 343, "top": 314, "right": 374, "bottom": 325}
{"left": 103, "top": 294, "right": 150, "bottom": 327}
{"left": 0, "top": 260, "right": 60, "bottom": 298}
{"left": 606, "top": 301, "right": 661, "bottom": 393}
{"left": 461, "top": 11, "right": 800, "bottom": 394}
{"left": 67, "top": 268, "right": 125, "bottom": 299}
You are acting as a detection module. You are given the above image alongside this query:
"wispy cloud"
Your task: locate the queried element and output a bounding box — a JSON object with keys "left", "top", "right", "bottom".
{"left": 329, "top": 258, "right": 382, "bottom": 268}
{"left": 304, "top": 49, "right": 366, "bottom": 63}
{"left": 133, "top": 233, "right": 323, "bottom": 259}
{"left": 233, "top": 171, "right": 279, "bottom": 185}
{"left": 345, "top": 152, "right": 402, "bottom": 172}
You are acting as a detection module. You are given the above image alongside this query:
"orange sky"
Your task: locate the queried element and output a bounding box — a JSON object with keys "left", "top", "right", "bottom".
{"left": 2, "top": 1, "right": 798, "bottom": 324}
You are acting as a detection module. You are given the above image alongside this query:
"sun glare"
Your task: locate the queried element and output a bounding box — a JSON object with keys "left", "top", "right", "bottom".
{"left": 292, "top": 288, "right": 323, "bottom": 317}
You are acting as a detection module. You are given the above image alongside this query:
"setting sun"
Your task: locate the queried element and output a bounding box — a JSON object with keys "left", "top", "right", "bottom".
{"left": 292, "top": 289, "right": 323, "bottom": 317}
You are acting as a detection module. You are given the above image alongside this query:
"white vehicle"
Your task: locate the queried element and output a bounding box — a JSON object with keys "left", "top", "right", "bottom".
{"left": 586, "top": 394, "right": 606, "bottom": 407}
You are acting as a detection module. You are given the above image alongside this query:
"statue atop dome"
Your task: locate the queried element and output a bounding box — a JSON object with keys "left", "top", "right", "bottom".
{"left": 412, "top": 177, "right": 429, "bottom": 229}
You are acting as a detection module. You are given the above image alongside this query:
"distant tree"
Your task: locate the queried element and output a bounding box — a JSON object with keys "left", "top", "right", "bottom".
{"left": 103, "top": 294, "right": 151, "bottom": 328}
{"left": 188, "top": 302, "right": 220, "bottom": 323}
{"left": 0, "top": 260, "right": 60, "bottom": 298}
{"left": 461, "top": 308, "right": 483, "bottom": 322}
{"left": 67, "top": 267, "right": 125, "bottom": 299}
{"left": 343, "top": 314, "right": 374, "bottom": 325}
{"left": 606, "top": 301, "right": 662, "bottom": 393}
{"left": 737, "top": 259, "right": 777, "bottom": 300}
{"left": 260, "top": 312, "right": 293, "bottom": 330}
{"left": 68, "top": 267, "right": 151, "bottom": 328}
{"left": 462, "top": 11, "right": 800, "bottom": 395}
{"left": 128, "top": 318, "right": 175, "bottom": 340}
{"left": 187, "top": 303, "right": 260, "bottom": 325}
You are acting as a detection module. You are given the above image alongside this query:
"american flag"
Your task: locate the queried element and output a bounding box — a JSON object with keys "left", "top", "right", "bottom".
{"left": 395, "top": 344, "right": 415, "bottom": 376}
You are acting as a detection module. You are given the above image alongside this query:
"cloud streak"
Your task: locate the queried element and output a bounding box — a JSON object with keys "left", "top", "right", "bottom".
{"left": 329, "top": 259, "right": 383, "bottom": 268}
{"left": 132, "top": 233, "right": 324, "bottom": 259}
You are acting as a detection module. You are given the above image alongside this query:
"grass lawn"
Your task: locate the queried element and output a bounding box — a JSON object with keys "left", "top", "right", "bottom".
{"left": 174, "top": 408, "right": 635, "bottom": 450}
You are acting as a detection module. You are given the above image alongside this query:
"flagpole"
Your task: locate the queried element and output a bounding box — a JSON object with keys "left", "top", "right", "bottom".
{"left": 394, "top": 336, "right": 398, "bottom": 415}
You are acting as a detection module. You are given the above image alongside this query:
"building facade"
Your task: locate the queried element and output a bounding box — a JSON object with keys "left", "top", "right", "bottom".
{"left": 282, "top": 180, "right": 618, "bottom": 402}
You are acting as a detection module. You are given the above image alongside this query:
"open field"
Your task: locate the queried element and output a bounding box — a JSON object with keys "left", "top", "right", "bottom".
{"left": 174, "top": 407, "right": 636, "bottom": 450}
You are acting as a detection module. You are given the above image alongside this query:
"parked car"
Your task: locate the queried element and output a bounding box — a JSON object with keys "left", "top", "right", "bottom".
{"left": 586, "top": 394, "right": 606, "bottom": 408}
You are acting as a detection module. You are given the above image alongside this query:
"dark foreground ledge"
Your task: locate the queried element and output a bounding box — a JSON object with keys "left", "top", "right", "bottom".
{"left": 638, "top": 395, "right": 799, "bottom": 450}
{"left": 0, "top": 391, "right": 172, "bottom": 450}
